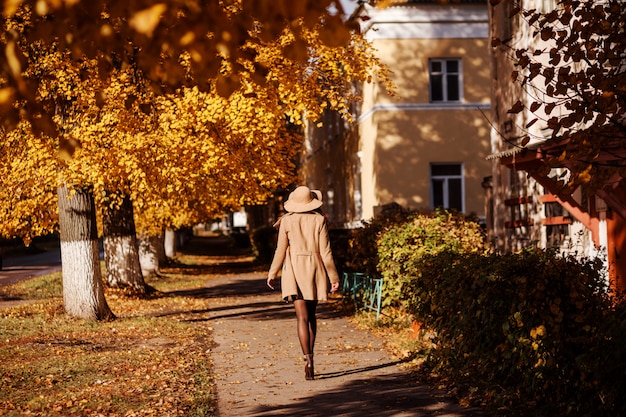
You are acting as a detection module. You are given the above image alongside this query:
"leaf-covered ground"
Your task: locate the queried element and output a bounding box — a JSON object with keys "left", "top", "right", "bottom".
{"left": 0, "top": 236, "right": 262, "bottom": 417}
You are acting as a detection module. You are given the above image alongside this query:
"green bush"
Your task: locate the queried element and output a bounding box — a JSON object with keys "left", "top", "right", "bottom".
{"left": 404, "top": 248, "right": 625, "bottom": 417}
{"left": 346, "top": 204, "right": 412, "bottom": 276}
{"left": 375, "top": 210, "right": 487, "bottom": 309}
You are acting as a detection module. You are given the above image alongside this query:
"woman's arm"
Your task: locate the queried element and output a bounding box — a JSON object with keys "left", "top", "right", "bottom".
{"left": 319, "top": 221, "right": 340, "bottom": 291}
{"left": 267, "top": 223, "right": 288, "bottom": 288}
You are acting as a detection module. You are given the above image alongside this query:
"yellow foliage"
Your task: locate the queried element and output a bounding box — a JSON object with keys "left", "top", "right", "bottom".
{"left": 1, "top": 1, "right": 392, "bottom": 241}
{"left": 0, "top": 121, "right": 58, "bottom": 243}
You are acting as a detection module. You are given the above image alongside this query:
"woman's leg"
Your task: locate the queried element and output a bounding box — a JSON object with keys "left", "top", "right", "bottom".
{"left": 294, "top": 299, "right": 318, "bottom": 380}
{"left": 306, "top": 300, "right": 318, "bottom": 354}
{"left": 294, "top": 299, "right": 312, "bottom": 355}
{"left": 294, "top": 300, "right": 319, "bottom": 354}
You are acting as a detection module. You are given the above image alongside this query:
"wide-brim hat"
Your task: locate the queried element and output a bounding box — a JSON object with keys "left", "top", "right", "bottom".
{"left": 284, "top": 186, "right": 323, "bottom": 213}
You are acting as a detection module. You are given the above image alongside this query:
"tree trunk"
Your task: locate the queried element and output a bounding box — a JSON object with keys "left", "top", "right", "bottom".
{"left": 102, "top": 193, "right": 147, "bottom": 293}
{"left": 58, "top": 185, "right": 115, "bottom": 321}
{"left": 164, "top": 228, "right": 176, "bottom": 258}
{"left": 138, "top": 233, "right": 164, "bottom": 278}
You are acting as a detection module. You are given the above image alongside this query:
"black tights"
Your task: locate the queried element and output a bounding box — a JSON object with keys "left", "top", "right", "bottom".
{"left": 294, "top": 299, "right": 318, "bottom": 355}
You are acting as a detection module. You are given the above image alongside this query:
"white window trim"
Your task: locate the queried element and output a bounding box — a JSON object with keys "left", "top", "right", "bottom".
{"left": 429, "top": 58, "right": 463, "bottom": 103}
{"left": 430, "top": 163, "right": 465, "bottom": 212}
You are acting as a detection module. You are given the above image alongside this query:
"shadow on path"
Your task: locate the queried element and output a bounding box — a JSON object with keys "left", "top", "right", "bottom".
{"left": 315, "top": 356, "right": 416, "bottom": 380}
{"left": 166, "top": 275, "right": 271, "bottom": 298}
{"left": 162, "top": 284, "right": 349, "bottom": 323}
{"left": 247, "top": 372, "right": 485, "bottom": 417}
{"left": 199, "top": 274, "right": 487, "bottom": 416}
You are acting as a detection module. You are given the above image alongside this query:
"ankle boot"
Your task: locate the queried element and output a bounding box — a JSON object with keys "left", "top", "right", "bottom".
{"left": 304, "top": 354, "right": 314, "bottom": 380}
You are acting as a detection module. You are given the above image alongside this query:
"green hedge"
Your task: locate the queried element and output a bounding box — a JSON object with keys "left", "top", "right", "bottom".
{"left": 346, "top": 205, "right": 413, "bottom": 277}
{"left": 348, "top": 210, "right": 625, "bottom": 415}
{"left": 348, "top": 209, "right": 487, "bottom": 309}
{"left": 377, "top": 210, "right": 487, "bottom": 309}
{"left": 403, "top": 248, "right": 625, "bottom": 417}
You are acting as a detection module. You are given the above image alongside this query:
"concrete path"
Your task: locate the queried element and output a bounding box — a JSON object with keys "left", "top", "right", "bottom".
{"left": 202, "top": 271, "right": 487, "bottom": 417}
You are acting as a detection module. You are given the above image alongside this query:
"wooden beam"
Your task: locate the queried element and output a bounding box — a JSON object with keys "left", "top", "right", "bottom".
{"left": 541, "top": 216, "right": 573, "bottom": 226}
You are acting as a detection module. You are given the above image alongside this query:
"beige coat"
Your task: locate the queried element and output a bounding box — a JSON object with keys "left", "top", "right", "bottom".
{"left": 268, "top": 212, "right": 340, "bottom": 301}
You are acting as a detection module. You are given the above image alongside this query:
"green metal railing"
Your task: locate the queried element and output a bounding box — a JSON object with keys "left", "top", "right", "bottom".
{"left": 341, "top": 271, "right": 383, "bottom": 320}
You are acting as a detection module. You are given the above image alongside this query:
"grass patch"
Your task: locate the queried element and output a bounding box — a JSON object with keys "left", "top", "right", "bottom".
{"left": 1, "top": 271, "right": 63, "bottom": 301}
{"left": 0, "top": 253, "right": 226, "bottom": 417}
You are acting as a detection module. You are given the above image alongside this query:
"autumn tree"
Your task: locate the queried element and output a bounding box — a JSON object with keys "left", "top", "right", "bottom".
{"left": 1, "top": 2, "right": 394, "bottom": 320}
{"left": 58, "top": 184, "right": 115, "bottom": 320}
{"left": 2, "top": 7, "right": 159, "bottom": 305}
{"left": 126, "top": 16, "right": 394, "bottom": 236}
{"left": 493, "top": 0, "right": 626, "bottom": 205}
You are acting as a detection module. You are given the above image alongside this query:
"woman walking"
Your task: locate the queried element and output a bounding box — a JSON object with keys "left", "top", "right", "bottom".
{"left": 267, "top": 185, "right": 340, "bottom": 380}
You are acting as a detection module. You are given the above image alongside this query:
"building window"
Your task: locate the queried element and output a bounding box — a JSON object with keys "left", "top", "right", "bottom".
{"left": 541, "top": 196, "right": 572, "bottom": 248}
{"left": 429, "top": 59, "right": 461, "bottom": 102}
{"left": 430, "top": 163, "right": 464, "bottom": 212}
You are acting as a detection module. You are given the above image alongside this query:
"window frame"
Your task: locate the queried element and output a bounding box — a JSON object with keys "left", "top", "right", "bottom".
{"left": 430, "top": 163, "right": 465, "bottom": 212}
{"left": 428, "top": 58, "right": 463, "bottom": 103}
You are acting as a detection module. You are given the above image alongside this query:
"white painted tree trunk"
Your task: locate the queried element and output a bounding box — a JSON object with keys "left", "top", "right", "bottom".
{"left": 138, "top": 233, "right": 164, "bottom": 278}
{"left": 102, "top": 194, "right": 146, "bottom": 293}
{"left": 164, "top": 228, "right": 176, "bottom": 258}
{"left": 58, "top": 185, "right": 114, "bottom": 321}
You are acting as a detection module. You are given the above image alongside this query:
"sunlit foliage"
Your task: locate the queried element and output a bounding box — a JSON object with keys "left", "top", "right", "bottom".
{"left": 0, "top": 0, "right": 373, "bottom": 135}
{"left": 0, "top": 2, "right": 393, "bottom": 242}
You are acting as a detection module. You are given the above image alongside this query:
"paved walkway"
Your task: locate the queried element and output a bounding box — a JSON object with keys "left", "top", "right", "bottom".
{"left": 201, "top": 271, "right": 487, "bottom": 417}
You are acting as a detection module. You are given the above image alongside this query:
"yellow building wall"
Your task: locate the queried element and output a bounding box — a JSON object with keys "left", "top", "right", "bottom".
{"left": 370, "top": 108, "right": 491, "bottom": 213}
{"left": 359, "top": 36, "right": 492, "bottom": 220}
